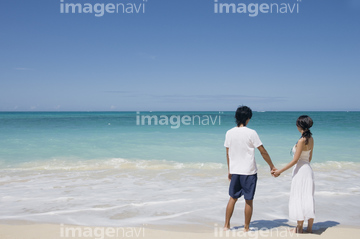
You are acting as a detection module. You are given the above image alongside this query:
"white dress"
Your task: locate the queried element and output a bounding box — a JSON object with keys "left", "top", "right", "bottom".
{"left": 289, "top": 145, "right": 315, "bottom": 221}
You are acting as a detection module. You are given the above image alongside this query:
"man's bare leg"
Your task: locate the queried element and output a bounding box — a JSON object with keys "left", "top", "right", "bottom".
{"left": 224, "top": 197, "right": 237, "bottom": 230}
{"left": 244, "top": 200, "right": 253, "bottom": 232}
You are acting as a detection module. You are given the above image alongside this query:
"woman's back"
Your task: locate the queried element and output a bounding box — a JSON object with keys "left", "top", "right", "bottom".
{"left": 293, "top": 137, "right": 314, "bottom": 163}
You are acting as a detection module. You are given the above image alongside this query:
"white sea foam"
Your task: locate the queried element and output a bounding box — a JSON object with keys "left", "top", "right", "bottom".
{"left": 0, "top": 158, "right": 359, "bottom": 229}
{"left": 9, "top": 158, "right": 226, "bottom": 171}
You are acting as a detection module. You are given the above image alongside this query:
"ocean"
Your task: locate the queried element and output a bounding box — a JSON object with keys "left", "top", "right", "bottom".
{"left": 0, "top": 111, "right": 359, "bottom": 229}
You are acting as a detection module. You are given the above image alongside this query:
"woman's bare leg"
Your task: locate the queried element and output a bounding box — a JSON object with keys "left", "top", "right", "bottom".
{"left": 296, "top": 220, "right": 304, "bottom": 233}
{"left": 306, "top": 218, "right": 314, "bottom": 233}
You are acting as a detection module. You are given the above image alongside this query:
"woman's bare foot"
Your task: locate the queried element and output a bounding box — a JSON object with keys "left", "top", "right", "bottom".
{"left": 223, "top": 226, "right": 230, "bottom": 231}
{"left": 290, "top": 227, "right": 303, "bottom": 233}
{"left": 306, "top": 229, "right": 313, "bottom": 233}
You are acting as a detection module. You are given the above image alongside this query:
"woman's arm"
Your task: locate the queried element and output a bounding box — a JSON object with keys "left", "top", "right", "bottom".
{"left": 273, "top": 138, "right": 305, "bottom": 176}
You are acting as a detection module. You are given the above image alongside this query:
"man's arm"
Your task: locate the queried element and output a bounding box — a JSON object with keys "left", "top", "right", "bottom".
{"left": 257, "top": 145, "right": 276, "bottom": 171}
{"left": 226, "top": 147, "right": 231, "bottom": 181}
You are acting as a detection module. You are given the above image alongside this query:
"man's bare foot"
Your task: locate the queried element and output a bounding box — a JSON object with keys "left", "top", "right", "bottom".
{"left": 306, "top": 229, "right": 313, "bottom": 233}
{"left": 223, "top": 227, "right": 230, "bottom": 231}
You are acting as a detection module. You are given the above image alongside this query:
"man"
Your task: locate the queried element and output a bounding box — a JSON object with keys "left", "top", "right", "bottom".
{"left": 224, "top": 106, "right": 276, "bottom": 231}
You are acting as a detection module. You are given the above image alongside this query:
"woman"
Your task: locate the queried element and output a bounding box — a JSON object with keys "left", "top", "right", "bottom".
{"left": 273, "top": 115, "right": 315, "bottom": 233}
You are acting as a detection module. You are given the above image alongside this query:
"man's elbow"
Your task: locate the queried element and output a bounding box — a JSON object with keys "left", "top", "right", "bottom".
{"left": 258, "top": 145, "right": 266, "bottom": 153}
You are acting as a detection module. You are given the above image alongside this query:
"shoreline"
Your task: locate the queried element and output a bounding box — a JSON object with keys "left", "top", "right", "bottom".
{"left": 0, "top": 221, "right": 359, "bottom": 239}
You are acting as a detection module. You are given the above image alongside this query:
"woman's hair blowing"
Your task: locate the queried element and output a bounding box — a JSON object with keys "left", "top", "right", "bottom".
{"left": 296, "top": 115, "right": 313, "bottom": 145}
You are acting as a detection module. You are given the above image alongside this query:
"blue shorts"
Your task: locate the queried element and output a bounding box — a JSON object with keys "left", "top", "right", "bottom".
{"left": 229, "top": 174, "right": 257, "bottom": 200}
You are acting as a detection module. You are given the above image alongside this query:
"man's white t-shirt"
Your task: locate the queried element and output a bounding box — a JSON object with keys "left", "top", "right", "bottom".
{"left": 224, "top": 126, "right": 263, "bottom": 175}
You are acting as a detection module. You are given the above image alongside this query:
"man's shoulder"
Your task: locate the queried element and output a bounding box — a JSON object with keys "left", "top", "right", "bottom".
{"left": 226, "top": 127, "right": 258, "bottom": 137}
{"left": 226, "top": 127, "right": 237, "bottom": 134}
{"left": 226, "top": 126, "right": 257, "bottom": 132}
{"left": 245, "top": 127, "right": 257, "bottom": 134}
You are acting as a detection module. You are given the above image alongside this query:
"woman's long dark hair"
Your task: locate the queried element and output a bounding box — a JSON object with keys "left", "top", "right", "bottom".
{"left": 296, "top": 115, "right": 313, "bottom": 145}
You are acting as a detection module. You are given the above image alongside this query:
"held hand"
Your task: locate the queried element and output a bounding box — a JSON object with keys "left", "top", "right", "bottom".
{"left": 272, "top": 169, "right": 281, "bottom": 177}
{"left": 270, "top": 167, "right": 277, "bottom": 177}
{"left": 228, "top": 173, "right": 232, "bottom": 182}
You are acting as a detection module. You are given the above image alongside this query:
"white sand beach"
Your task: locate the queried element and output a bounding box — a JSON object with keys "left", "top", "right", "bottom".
{"left": 0, "top": 223, "right": 359, "bottom": 239}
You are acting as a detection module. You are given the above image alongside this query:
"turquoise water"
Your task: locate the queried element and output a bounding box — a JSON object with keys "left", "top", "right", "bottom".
{"left": 0, "top": 111, "right": 359, "bottom": 228}
{"left": 0, "top": 111, "right": 359, "bottom": 167}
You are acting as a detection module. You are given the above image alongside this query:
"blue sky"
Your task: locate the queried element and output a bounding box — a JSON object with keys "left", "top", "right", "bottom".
{"left": 0, "top": 0, "right": 359, "bottom": 111}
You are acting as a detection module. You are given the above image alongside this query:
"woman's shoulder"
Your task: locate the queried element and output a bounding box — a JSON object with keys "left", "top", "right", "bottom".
{"left": 298, "top": 137, "right": 306, "bottom": 145}
{"left": 299, "top": 136, "right": 314, "bottom": 142}
{"left": 299, "top": 136, "right": 314, "bottom": 150}
{"left": 297, "top": 137, "right": 313, "bottom": 149}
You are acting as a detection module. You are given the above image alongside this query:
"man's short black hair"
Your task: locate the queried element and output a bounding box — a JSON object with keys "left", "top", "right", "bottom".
{"left": 235, "top": 106, "right": 252, "bottom": 126}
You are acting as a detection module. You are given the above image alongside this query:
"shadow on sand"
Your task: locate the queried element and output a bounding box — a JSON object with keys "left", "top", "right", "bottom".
{"left": 232, "top": 219, "right": 340, "bottom": 235}
{"left": 310, "top": 221, "right": 340, "bottom": 235}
